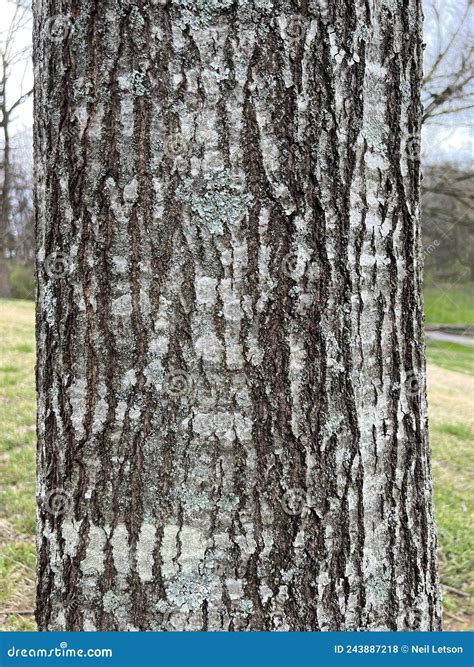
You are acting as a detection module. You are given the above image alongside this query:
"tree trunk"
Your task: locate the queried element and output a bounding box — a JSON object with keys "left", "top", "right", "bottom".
{"left": 1, "top": 88, "right": 12, "bottom": 298}
{"left": 34, "top": 1, "right": 441, "bottom": 631}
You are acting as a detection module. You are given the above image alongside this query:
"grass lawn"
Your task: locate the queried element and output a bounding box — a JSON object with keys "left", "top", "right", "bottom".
{"left": 426, "top": 340, "right": 474, "bottom": 376}
{"left": 0, "top": 300, "right": 36, "bottom": 631}
{"left": 0, "top": 299, "right": 472, "bottom": 631}
{"left": 426, "top": 361, "right": 474, "bottom": 629}
{"left": 424, "top": 281, "right": 474, "bottom": 327}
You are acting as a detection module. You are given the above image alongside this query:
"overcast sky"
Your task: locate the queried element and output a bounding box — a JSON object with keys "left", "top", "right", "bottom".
{"left": 1, "top": 0, "right": 472, "bottom": 165}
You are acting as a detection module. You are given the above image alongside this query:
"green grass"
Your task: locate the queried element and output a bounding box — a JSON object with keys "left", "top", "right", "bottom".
{"left": 0, "top": 299, "right": 36, "bottom": 631}
{"left": 0, "top": 543, "right": 36, "bottom": 604}
{"left": 431, "top": 418, "right": 474, "bottom": 620}
{"left": 426, "top": 349, "right": 473, "bottom": 627}
{"left": 0, "top": 298, "right": 472, "bottom": 630}
{"left": 436, "top": 422, "right": 472, "bottom": 439}
{"left": 424, "top": 282, "right": 474, "bottom": 326}
{"left": 426, "top": 340, "right": 474, "bottom": 376}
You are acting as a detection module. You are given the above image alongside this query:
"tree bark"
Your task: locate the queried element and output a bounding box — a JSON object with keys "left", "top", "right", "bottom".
{"left": 34, "top": 0, "right": 441, "bottom": 631}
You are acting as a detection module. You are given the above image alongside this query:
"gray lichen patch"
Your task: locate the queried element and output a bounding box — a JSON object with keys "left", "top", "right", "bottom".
{"left": 171, "top": 0, "right": 235, "bottom": 12}
{"left": 170, "top": 0, "right": 274, "bottom": 25}
{"left": 137, "top": 523, "right": 157, "bottom": 582}
{"left": 178, "top": 171, "right": 253, "bottom": 236}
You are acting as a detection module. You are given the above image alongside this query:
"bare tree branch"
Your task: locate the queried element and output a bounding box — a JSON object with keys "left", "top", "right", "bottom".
{"left": 7, "top": 88, "right": 33, "bottom": 115}
{"left": 422, "top": 0, "right": 474, "bottom": 124}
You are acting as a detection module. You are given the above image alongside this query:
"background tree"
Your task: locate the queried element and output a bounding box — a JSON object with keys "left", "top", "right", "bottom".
{"left": 0, "top": 0, "right": 32, "bottom": 296}
{"left": 4, "top": 130, "right": 35, "bottom": 298}
{"left": 422, "top": 0, "right": 473, "bottom": 124}
{"left": 420, "top": 0, "right": 473, "bottom": 293}
{"left": 34, "top": 0, "right": 441, "bottom": 631}
{"left": 422, "top": 163, "right": 474, "bottom": 284}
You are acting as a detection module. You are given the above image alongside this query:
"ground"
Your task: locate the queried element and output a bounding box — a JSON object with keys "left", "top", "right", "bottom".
{"left": 424, "top": 281, "right": 474, "bottom": 328}
{"left": 0, "top": 298, "right": 472, "bottom": 631}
